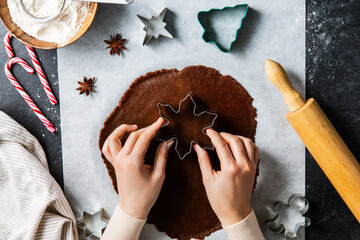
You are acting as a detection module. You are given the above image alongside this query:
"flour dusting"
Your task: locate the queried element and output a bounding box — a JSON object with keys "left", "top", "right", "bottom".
{"left": 8, "top": 0, "right": 90, "bottom": 43}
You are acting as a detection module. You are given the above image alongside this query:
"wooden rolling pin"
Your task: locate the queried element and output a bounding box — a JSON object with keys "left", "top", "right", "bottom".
{"left": 265, "top": 59, "right": 360, "bottom": 223}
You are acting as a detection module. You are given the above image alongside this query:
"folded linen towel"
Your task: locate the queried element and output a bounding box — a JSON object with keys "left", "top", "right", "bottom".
{"left": 0, "top": 111, "right": 77, "bottom": 240}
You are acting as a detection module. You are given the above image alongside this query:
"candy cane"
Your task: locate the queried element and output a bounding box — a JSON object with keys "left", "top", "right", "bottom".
{"left": 4, "top": 32, "right": 14, "bottom": 58}
{"left": 25, "top": 45, "right": 58, "bottom": 105}
{"left": 5, "top": 57, "right": 55, "bottom": 133}
{"left": 4, "top": 32, "right": 58, "bottom": 105}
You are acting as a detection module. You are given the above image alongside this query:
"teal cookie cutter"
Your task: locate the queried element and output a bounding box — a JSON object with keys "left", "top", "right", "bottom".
{"left": 197, "top": 4, "right": 248, "bottom": 53}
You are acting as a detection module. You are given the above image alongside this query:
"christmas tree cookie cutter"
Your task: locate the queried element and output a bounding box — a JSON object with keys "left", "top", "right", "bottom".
{"left": 266, "top": 194, "right": 311, "bottom": 240}
{"left": 77, "top": 208, "right": 109, "bottom": 239}
{"left": 137, "top": 8, "right": 173, "bottom": 45}
{"left": 156, "top": 94, "right": 217, "bottom": 160}
{"left": 197, "top": 4, "right": 248, "bottom": 53}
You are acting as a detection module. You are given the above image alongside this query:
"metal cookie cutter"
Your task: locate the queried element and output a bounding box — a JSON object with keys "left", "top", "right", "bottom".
{"left": 77, "top": 208, "right": 109, "bottom": 239}
{"left": 197, "top": 4, "right": 248, "bottom": 52}
{"left": 137, "top": 8, "right": 173, "bottom": 45}
{"left": 266, "top": 194, "right": 311, "bottom": 240}
{"left": 156, "top": 94, "right": 217, "bottom": 160}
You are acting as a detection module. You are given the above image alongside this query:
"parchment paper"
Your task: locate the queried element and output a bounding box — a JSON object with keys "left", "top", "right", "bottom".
{"left": 58, "top": 0, "right": 305, "bottom": 239}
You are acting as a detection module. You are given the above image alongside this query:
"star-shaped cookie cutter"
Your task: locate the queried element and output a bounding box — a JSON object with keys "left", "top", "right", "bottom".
{"left": 266, "top": 194, "right": 311, "bottom": 240}
{"left": 77, "top": 208, "right": 109, "bottom": 239}
{"left": 137, "top": 8, "right": 173, "bottom": 45}
{"left": 156, "top": 94, "right": 217, "bottom": 160}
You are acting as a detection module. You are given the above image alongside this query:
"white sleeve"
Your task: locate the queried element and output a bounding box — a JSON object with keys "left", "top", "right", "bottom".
{"left": 222, "top": 210, "right": 265, "bottom": 240}
{"left": 101, "top": 205, "right": 146, "bottom": 240}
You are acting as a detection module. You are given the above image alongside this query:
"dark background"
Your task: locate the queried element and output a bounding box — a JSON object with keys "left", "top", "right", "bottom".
{"left": 306, "top": 0, "right": 360, "bottom": 239}
{"left": 0, "top": 34, "right": 63, "bottom": 186}
{"left": 0, "top": 0, "right": 359, "bottom": 239}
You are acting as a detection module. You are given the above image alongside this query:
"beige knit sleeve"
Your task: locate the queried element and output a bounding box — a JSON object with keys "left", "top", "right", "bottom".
{"left": 222, "top": 210, "right": 265, "bottom": 240}
{"left": 101, "top": 205, "right": 146, "bottom": 240}
{"left": 101, "top": 206, "right": 264, "bottom": 240}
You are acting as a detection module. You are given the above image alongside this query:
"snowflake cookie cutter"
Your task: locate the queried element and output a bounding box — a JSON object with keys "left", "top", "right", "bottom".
{"left": 197, "top": 4, "right": 249, "bottom": 52}
{"left": 77, "top": 208, "right": 109, "bottom": 239}
{"left": 266, "top": 194, "right": 311, "bottom": 240}
{"left": 137, "top": 8, "right": 173, "bottom": 45}
{"left": 156, "top": 94, "right": 218, "bottom": 160}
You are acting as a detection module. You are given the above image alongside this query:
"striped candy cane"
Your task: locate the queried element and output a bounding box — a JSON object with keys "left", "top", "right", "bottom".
{"left": 5, "top": 57, "right": 56, "bottom": 133}
{"left": 4, "top": 32, "right": 14, "bottom": 58}
{"left": 25, "top": 45, "right": 58, "bottom": 105}
{"left": 4, "top": 32, "right": 58, "bottom": 105}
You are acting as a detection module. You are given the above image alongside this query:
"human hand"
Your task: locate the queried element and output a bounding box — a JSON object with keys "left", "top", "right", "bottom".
{"left": 102, "top": 118, "right": 174, "bottom": 220}
{"left": 194, "top": 129, "right": 259, "bottom": 226}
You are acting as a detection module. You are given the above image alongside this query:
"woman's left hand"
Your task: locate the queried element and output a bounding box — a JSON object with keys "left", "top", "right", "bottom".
{"left": 102, "top": 118, "right": 173, "bottom": 219}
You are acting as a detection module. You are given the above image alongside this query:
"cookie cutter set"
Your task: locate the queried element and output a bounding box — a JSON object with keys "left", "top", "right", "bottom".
{"left": 17, "top": 0, "right": 134, "bottom": 23}
{"left": 266, "top": 194, "right": 311, "bottom": 239}
{"left": 156, "top": 94, "right": 218, "bottom": 160}
{"left": 18, "top": 0, "right": 248, "bottom": 51}
{"left": 77, "top": 208, "right": 109, "bottom": 239}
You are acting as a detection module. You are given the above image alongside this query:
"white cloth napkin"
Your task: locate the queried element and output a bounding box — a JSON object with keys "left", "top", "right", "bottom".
{"left": 0, "top": 111, "right": 78, "bottom": 240}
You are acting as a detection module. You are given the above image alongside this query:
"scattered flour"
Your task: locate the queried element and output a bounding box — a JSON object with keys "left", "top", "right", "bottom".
{"left": 8, "top": 0, "right": 90, "bottom": 43}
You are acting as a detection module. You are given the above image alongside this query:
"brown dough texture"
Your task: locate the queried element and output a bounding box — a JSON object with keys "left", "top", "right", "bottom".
{"left": 98, "top": 65, "right": 257, "bottom": 240}
{"left": 156, "top": 94, "right": 217, "bottom": 159}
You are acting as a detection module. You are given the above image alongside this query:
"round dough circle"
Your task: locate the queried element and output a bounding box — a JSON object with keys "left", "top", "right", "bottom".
{"left": 99, "top": 65, "right": 257, "bottom": 240}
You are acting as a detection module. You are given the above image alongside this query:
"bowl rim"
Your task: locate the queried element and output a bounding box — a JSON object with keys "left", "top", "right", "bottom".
{"left": 0, "top": 1, "right": 98, "bottom": 49}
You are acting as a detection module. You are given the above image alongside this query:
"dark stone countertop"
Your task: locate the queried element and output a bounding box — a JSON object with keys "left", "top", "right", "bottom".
{"left": 0, "top": 28, "right": 63, "bottom": 188}
{"left": 306, "top": 0, "right": 360, "bottom": 239}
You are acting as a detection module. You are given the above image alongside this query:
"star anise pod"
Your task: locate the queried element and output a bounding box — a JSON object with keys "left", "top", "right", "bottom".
{"left": 104, "top": 34, "right": 127, "bottom": 56}
{"left": 76, "top": 77, "right": 95, "bottom": 96}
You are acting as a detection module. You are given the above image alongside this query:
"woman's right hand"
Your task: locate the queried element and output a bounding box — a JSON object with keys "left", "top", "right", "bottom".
{"left": 194, "top": 129, "right": 259, "bottom": 226}
{"left": 102, "top": 118, "right": 173, "bottom": 220}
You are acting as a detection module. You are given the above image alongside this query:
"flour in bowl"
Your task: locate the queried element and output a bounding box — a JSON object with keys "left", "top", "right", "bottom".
{"left": 8, "top": 0, "right": 90, "bottom": 43}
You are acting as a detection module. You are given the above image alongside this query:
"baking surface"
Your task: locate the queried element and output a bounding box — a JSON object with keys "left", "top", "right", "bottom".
{"left": 58, "top": 0, "right": 305, "bottom": 239}
{"left": 1, "top": 0, "right": 359, "bottom": 239}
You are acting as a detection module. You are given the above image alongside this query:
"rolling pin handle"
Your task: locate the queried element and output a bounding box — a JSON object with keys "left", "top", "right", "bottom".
{"left": 266, "top": 59, "right": 360, "bottom": 223}
{"left": 265, "top": 59, "right": 306, "bottom": 112}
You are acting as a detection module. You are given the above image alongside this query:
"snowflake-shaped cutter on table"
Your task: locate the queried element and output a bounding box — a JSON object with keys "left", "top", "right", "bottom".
{"left": 77, "top": 208, "right": 109, "bottom": 239}
{"left": 266, "top": 194, "right": 311, "bottom": 240}
{"left": 156, "top": 94, "right": 218, "bottom": 160}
